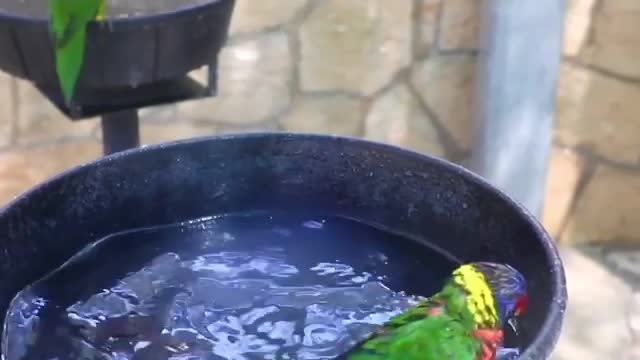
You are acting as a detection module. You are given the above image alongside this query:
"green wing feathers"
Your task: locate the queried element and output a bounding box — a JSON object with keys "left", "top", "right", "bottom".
{"left": 342, "top": 286, "right": 482, "bottom": 360}
{"left": 344, "top": 313, "right": 480, "bottom": 360}
{"left": 384, "top": 300, "right": 431, "bottom": 328}
{"left": 48, "top": 0, "right": 105, "bottom": 104}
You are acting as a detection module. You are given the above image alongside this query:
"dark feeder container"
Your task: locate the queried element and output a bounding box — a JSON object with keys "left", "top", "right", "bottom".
{"left": 0, "top": 0, "right": 236, "bottom": 154}
{"left": 0, "top": 133, "right": 567, "bottom": 359}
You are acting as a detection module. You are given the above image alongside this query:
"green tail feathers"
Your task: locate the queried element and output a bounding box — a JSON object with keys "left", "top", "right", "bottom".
{"left": 55, "top": 29, "right": 87, "bottom": 104}
{"left": 48, "top": 0, "right": 105, "bottom": 105}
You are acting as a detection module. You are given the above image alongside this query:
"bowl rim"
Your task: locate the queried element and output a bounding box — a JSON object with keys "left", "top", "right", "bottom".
{"left": 0, "top": 0, "right": 228, "bottom": 26}
{"left": 0, "top": 132, "right": 567, "bottom": 360}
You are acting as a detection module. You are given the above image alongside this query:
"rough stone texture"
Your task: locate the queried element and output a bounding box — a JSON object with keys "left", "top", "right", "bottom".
{"left": 0, "top": 141, "right": 102, "bottom": 206}
{"left": 603, "top": 0, "right": 640, "bottom": 12}
{"left": 0, "top": 72, "right": 15, "bottom": 148}
{"left": 542, "top": 148, "right": 586, "bottom": 241}
{"left": 418, "top": 0, "right": 442, "bottom": 54}
{"left": 577, "top": 1, "right": 640, "bottom": 78}
{"left": 140, "top": 122, "right": 219, "bottom": 146}
{"left": 90, "top": 105, "right": 180, "bottom": 141}
{"left": 551, "top": 247, "right": 634, "bottom": 360}
{"left": 564, "top": 164, "right": 640, "bottom": 244}
{"left": 179, "top": 32, "right": 292, "bottom": 125}
{"left": 438, "top": 0, "right": 480, "bottom": 50}
{"left": 279, "top": 95, "right": 364, "bottom": 136}
{"left": 228, "top": 0, "right": 308, "bottom": 35}
{"left": 410, "top": 54, "right": 476, "bottom": 151}
{"left": 218, "top": 121, "right": 280, "bottom": 135}
{"left": 216, "top": 122, "right": 280, "bottom": 135}
{"left": 556, "top": 64, "right": 640, "bottom": 165}
{"left": 15, "top": 79, "right": 96, "bottom": 145}
{"left": 92, "top": 109, "right": 184, "bottom": 142}
{"left": 563, "top": 0, "right": 598, "bottom": 56}
{"left": 139, "top": 104, "right": 179, "bottom": 124}
{"left": 365, "top": 83, "right": 446, "bottom": 157}
{"left": 298, "top": 0, "right": 412, "bottom": 95}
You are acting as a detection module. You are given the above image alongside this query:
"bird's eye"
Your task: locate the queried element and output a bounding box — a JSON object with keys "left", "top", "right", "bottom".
{"left": 514, "top": 294, "right": 528, "bottom": 316}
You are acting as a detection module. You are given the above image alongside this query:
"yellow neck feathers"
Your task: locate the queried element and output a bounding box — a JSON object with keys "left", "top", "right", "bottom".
{"left": 452, "top": 264, "right": 499, "bottom": 328}
{"left": 95, "top": 1, "right": 105, "bottom": 20}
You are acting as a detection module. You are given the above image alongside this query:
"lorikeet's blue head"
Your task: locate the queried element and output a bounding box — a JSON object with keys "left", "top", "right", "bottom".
{"left": 452, "top": 262, "right": 528, "bottom": 332}
{"left": 471, "top": 262, "right": 528, "bottom": 329}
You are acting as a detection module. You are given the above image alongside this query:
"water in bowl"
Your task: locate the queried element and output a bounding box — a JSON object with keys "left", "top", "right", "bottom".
{"left": 3, "top": 212, "right": 460, "bottom": 360}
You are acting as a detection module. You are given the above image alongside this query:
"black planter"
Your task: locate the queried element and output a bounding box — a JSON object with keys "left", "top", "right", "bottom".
{"left": 0, "top": 133, "right": 567, "bottom": 359}
{"left": 0, "top": 0, "right": 235, "bottom": 118}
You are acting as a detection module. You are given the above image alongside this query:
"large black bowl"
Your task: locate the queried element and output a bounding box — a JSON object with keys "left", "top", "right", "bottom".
{"left": 0, "top": 133, "right": 567, "bottom": 359}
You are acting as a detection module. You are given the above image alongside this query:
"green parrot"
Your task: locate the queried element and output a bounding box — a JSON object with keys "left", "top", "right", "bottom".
{"left": 48, "top": 0, "right": 106, "bottom": 105}
{"left": 340, "top": 262, "right": 529, "bottom": 360}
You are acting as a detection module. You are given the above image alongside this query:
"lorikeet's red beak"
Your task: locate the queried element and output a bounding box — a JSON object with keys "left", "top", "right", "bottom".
{"left": 514, "top": 294, "right": 529, "bottom": 316}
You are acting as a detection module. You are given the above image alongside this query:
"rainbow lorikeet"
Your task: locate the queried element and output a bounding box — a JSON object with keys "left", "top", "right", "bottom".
{"left": 341, "top": 262, "right": 529, "bottom": 360}
{"left": 48, "top": 0, "right": 106, "bottom": 105}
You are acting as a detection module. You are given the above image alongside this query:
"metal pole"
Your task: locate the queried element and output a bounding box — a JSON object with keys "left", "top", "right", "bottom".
{"left": 100, "top": 110, "right": 140, "bottom": 155}
{"left": 208, "top": 56, "right": 218, "bottom": 96}
{"left": 470, "top": 0, "right": 566, "bottom": 217}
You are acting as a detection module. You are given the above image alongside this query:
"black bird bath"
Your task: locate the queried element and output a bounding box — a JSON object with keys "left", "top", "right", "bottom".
{"left": 0, "top": 0, "right": 235, "bottom": 154}
{"left": 0, "top": 134, "right": 567, "bottom": 359}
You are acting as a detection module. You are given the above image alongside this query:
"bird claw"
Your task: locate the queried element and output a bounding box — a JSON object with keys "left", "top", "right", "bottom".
{"left": 471, "top": 329, "right": 503, "bottom": 360}
{"left": 471, "top": 329, "right": 503, "bottom": 345}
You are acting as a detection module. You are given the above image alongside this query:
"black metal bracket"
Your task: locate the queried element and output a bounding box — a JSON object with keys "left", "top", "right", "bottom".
{"left": 35, "top": 61, "right": 217, "bottom": 155}
{"left": 35, "top": 72, "right": 215, "bottom": 120}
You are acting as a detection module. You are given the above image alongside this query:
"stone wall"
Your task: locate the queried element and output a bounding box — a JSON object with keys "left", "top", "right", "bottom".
{"left": 0, "top": 0, "right": 637, "bottom": 245}
{"left": 545, "top": 0, "right": 640, "bottom": 245}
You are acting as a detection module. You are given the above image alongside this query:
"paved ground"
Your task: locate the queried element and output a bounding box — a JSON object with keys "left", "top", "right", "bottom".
{"left": 552, "top": 246, "right": 640, "bottom": 360}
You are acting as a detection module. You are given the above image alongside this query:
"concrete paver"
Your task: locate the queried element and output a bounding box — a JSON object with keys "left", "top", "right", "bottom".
{"left": 551, "top": 247, "right": 634, "bottom": 360}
